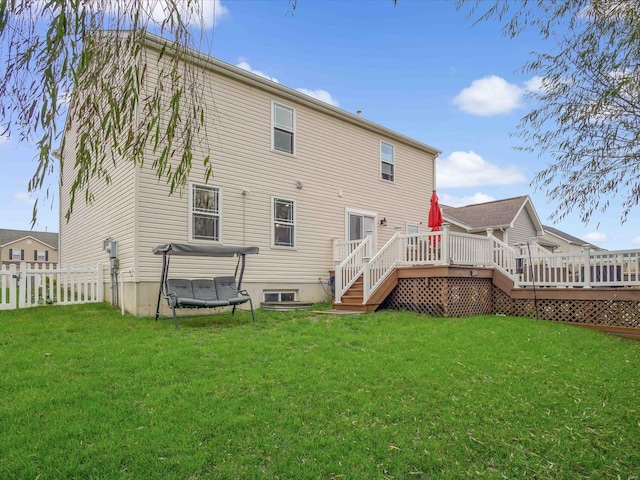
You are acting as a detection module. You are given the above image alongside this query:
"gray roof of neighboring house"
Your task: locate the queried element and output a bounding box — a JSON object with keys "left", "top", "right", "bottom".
{"left": 441, "top": 196, "right": 542, "bottom": 232}
{"left": 0, "top": 229, "right": 59, "bottom": 249}
{"left": 542, "top": 225, "right": 602, "bottom": 250}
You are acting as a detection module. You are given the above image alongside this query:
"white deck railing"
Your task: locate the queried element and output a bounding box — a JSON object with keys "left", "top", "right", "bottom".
{"left": 515, "top": 246, "right": 640, "bottom": 288}
{"left": 0, "top": 262, "right": 103, "bottom": 310}
{"left": 332, "top": 225, "right": 640, "bottom": 304}
{"left": 334, "top": 235, "right": 372, "bottom": 303}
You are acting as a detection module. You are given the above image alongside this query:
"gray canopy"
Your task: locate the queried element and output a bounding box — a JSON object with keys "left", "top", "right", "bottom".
{"left": 153, "top": 243, "right": 259, "bottom": 257}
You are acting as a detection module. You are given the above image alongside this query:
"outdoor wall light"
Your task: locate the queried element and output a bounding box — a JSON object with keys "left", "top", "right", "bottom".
{"left": 380, "top": 217, "right": 387, "bottom": 226}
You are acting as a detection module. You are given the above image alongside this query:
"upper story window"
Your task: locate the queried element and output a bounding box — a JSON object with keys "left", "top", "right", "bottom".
{"left": 190, "top": 183, "right": 221, "bottom": 242}
{"left": 380, "top": 141, "right": 395, "bottom": 182}
{"left": 10, "top": 249, "right": 23, "bottom": 261}
{"left": 36, "top": 250, "right": 48, "bottom": 261}
{"left": 273, "top": 102, "right": 295, "bottom": 154}
{"left": 273, "top": 197, "right": 295, "bottom": 248}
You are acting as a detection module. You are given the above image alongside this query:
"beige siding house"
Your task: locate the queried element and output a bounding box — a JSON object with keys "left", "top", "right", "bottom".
{"left": 59, "top": 32, "right": 440, "bottom": 316}
{"left": 0, "top": 229, "right": 59, "bottom": 267}
{"left": 539, "top": 225, "right": 604, "bottom": 254}
{"left": 441, "top": 196, "right": 544, "bottom": 247}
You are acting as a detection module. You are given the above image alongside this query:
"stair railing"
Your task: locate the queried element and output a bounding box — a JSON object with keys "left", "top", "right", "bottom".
{"left": 334, "top": 235, "right": 371, "bottom": 304}
{"left": 363, "top": 231, "right": 402, "bottom": 304}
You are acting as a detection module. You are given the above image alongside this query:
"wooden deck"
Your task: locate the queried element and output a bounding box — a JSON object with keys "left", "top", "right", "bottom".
{"left": 334, "top": 265, "right": 640, "bottom": 340}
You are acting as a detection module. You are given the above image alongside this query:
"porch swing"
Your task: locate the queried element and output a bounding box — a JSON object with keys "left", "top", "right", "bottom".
{"left": 153, "top": 243, "right": 259, "bottom": 329}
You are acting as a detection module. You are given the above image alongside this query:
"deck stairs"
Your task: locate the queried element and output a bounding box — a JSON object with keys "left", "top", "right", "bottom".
{"left": 333, "top": 270, "right": 399, "bottom": 312}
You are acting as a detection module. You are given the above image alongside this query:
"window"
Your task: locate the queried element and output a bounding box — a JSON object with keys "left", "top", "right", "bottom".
{"left": 273, "top": 102, "right": 295, "bottom": 154}
{"left": 264, "top": 291, "right": 296, "bottom": 302}
{"left": 380, "top": 141, "right": 395, "bottom": 181}
{"left": 406, "top": 224, "right": 420, "bottom": 234}
{"left": 10, "top": 249, "right": 23, "bottom": 261}
{"left": 35, "top": 250, "right": 48, "bottom": 261}
{"left": 190, "top": 183, "right": 221, "bottom": 242}
{"left": 273, "top": 197, "right": 295, "bottom": 247}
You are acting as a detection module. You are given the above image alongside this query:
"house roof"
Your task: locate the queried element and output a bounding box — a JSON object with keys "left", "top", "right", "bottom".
{"left": 542, "top": 225, "right": 603, "bottom": 250}
{"left": 0, "top": 229, "right": 59, "bottom": 249}
{"left": 441, "top": 196, "right": 544, "bottom": 233}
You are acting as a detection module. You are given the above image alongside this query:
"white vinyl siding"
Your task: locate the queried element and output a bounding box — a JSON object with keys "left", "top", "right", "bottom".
{"left": 190, "top": 183, "right": 221, "bottom": 242}
{"left": 273, "top": 102, "right": 295, "bottom": 154}
{"left": 511, "top": 209, "right": 538, "bottom": 247}
{"left": 272, "top": 197, "right": 295, "bottom": 248}
{"left": 381, "top": 141, "right": 395, "bottom": 182}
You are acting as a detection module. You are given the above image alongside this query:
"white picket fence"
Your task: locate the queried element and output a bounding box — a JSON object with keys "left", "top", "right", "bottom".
{"left": 0, "top": 263, "right": 103, "bottom": 310}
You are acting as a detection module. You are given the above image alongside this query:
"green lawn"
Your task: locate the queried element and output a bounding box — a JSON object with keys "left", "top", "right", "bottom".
{"left": 1, "top": 304, "right": 639, "bottom": 479}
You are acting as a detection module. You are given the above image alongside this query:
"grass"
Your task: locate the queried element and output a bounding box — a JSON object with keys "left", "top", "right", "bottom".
{"left": 1, "top": 304, "right": 639, "bottom": 479}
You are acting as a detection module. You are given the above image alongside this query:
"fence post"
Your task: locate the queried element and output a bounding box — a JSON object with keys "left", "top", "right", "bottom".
{"left": 362, "top": 257, "right": 370, "bottom": 304}
{"left": 9, "top": 264, "right": 17, "bottom": 309}
{"left": 96, "top": 264, "right": 104, "bottom": 302}
{"left": 394, "top": 227, "right": 403, "bottom": 264}
{"left": 18, "top": 262, "right": 27, "bottom": 308}
{"left": 583, "top": 244, "right": 592, "bottom": 288}
{"left": 441, "top": 223, "right": 450, "bottom": 265}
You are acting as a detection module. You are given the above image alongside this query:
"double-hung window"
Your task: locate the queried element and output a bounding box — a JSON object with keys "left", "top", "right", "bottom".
{"left": 190, "top": 183, "right": 221, "bottom": 242}
{"left": 380, "top": 141, "right": 395, "bottom": 182}
{"left": 36, "top": 250, "right": 48, "bottom": 261}
{"left": 273, "top": 197, "right": 295, "bottom": 248}
{"left": 10, "top": 249, "right": 23, "bottom": 261}
{"left": 273, "top": 102, "right": 295, "bottom": 154}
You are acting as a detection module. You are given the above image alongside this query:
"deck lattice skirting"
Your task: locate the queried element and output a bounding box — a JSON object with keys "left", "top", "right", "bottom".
{"left": 379, "top": 267, "right": 640, "bottom": 339}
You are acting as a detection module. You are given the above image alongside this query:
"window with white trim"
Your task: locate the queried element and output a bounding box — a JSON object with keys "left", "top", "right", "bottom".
{"left": 273, "top": 102, "right": 295, "bottom": 154}
{"left": 406, "top": 224, "right": 420, "bottom": 234}
{"left": 264, "top": 291, "right": 296, "bottom": 302}
{"left": 190, "top": 183, "right": 221, "bottom": 242}
{"left": 380, "top": 141, "right": 395, "bottom": 181}
{"left": 36, "top": 250, "right": 47, "bottom": 261}
{"left": 10, "top": 249, "right": 23, "bottom": 261}
{"left": 273, "top": 197, "right": 295, "bottom": 247}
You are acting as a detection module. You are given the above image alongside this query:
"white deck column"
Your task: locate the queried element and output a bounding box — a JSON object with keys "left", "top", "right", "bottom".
{"left": 583, "top": 244, "right": 592, "bottom": 288}
{"left": 441, "top": 223, "right": 450, "bottom": 265}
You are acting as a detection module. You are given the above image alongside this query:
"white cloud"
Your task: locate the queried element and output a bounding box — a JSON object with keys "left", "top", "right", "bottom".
{"left": 0, "top": 133, "right": 10, "bottom": 143}
{"left": 236, "top": 59, "right": 279, "bottom": 83}
{"left": 295, "top": 88, "right": 339, "bottom": 107}
{"left": 439, "top": 192, "right": 496, "bottom": 207}
{"left": 436, "top": 150, "right": 527, "bottom": 188}
{"left": 523, "top": 76, "right": 545, "bottom": 93}
{"left": 145, "top": 0, "right": 228, "bottom": 28}
{"left": 14, "top": 192, "right": 33, "bottom": 204}
{"left": 453, "top": 75, "right": 524, "bottom": 116}
{"left": 583, "top": 232, "right": 607, "bottom": 244}
{"left": 632, "top": 236, "right": 640, "bottom": 244}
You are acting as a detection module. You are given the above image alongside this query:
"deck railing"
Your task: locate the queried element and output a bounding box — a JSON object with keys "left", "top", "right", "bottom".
{"left": 332, "top": 225, "right": 640, "bottom": 304}
{"left": 515, "top": 246, "right": 640, "bottom": 288}
{"left": 334, "top": 235, "right": 372, "bottom": 303}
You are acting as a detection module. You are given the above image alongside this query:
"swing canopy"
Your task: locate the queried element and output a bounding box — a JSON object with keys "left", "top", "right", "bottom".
{"left": 152, "top": 243, "right": 259, "bottom": 257}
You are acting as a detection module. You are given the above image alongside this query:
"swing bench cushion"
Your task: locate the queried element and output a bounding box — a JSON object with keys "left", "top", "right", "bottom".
{"left": 166, "top": 277, "right": 249, "bottom": 308}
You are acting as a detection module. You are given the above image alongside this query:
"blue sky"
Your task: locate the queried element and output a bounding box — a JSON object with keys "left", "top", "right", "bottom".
{"left": 1, "top": 0, "right": 638, "bottom": 250}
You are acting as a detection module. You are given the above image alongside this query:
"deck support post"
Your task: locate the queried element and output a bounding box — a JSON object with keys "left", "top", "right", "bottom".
{"left": 441, "top": 223, "right": 450, "bottom": 265}
{"left": 362, "top": 257, "right": 371, "bottom": 304}
{"left": 583, "top": 244, "right": 592, "bottom": 288}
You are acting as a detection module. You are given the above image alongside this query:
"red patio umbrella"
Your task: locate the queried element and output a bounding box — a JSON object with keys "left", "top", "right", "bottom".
{"left": 428, "top": 190, "right": 443, "bottom": 232}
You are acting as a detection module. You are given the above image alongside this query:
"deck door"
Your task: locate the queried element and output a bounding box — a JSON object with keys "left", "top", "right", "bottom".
{"left": 348, "top": 211, "right": 376, "bottom": 243}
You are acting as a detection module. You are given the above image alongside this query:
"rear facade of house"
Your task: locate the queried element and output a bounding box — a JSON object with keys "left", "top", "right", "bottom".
{"left": 59, "top": 33, "right": 440, "bottom": 316}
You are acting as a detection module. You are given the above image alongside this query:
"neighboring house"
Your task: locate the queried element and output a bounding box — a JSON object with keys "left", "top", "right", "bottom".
{"left": 59, "top": 32, "right": 440, "bottom": 316}
{"left": 0, "top": 229, "right": 59, "bottom": 267}
{"left": 540, "top": 225, "right": 605, "bottom": 254}
{"left": 441, "top": 196, "right": 544, "bottom": 247}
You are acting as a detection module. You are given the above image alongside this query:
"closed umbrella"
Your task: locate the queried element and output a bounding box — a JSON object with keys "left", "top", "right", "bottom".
{"left": 428, "top": 191, "right": 443, "bottom": 232}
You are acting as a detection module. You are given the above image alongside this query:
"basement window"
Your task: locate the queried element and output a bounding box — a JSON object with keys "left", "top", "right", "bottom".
{"left": 264, "top": 291, "right": 296, "bottom": 302}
